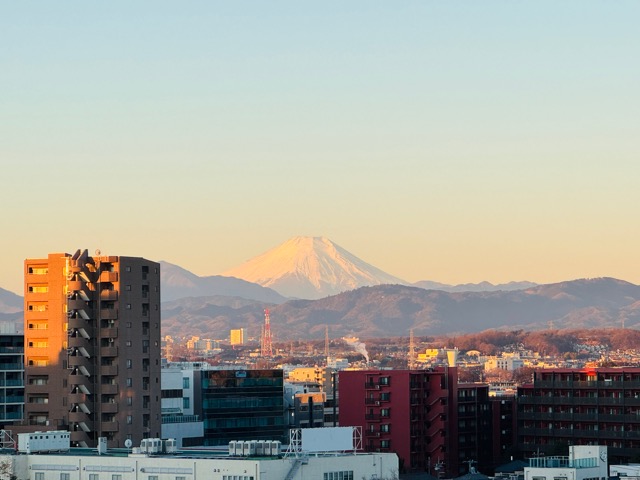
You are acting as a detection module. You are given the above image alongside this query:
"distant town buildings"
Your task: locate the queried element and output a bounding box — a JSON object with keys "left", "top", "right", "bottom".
{"left": 230, "top": 328, "right": 244, "bottom": 346}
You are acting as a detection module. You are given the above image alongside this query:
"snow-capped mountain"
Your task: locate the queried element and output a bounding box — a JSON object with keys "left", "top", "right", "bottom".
{"left": 222, "top": 236, "right": 407, "bottom": 299}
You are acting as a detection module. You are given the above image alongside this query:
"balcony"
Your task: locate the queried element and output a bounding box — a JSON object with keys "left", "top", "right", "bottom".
{"left": 99, "top": 271, "right": 118, "bottom": 283}
{"left": 101, "top": 327, "right": 118, "bottom": 339}
{"left": 101, "top": 384, "right": 118, "bottom": 395}
{"left": 365, "top": 413, "right": 380, "bottom": 422}
{"left": 69, "top": 393, "right": 87, "bottom": 404}
{"left": 68, "top": 375, "right": 92, "bottom": 389}
{"left": 598, "top": 397, "right": 625, "bottom": 406}
{"left": 69, "top": 355, "right": 92, "bottom": 369}
{"left": 572, "top": 397, "right": 599, "bottom": 405}
{"left": 100, "top": 290, "right": 118, "bottom": 301}
{"left": 100, "top": 309, "right": 118, "bottom": 320}
{"left": 100, "top": 365, "right": 118, "bottom": 376}
{"left": 101, "top": 402, "right": 118, "bottom": 414}
{"left": 101, "top": 346, "right": 118, "bottom": 357}
{"left": 68, "top": 317, "right": 93, "bottom": 331}
{"left": 69, "top": 336, "right": 92, "bottom": 348}
{"left": 101, "top": 420, "right": 119, "bottom": 432}
{"left": 69, "top": 359, "right": 93, "bottom": 375}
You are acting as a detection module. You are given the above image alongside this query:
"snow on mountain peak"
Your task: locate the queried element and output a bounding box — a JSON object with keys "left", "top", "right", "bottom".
{"left": 222, "top": 236, "right": 407, "bottom": 299}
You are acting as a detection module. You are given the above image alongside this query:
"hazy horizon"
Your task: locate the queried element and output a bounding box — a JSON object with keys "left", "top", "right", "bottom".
{"left": 2, "top": 2, "right": 639, "bottom": 295}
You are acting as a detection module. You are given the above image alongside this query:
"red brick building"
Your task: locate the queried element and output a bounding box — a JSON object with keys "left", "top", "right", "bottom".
{"left": 339, "top": 367, "right": 499, "bottom": 476}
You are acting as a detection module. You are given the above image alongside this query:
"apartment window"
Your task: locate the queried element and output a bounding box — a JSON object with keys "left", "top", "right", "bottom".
{"left": 125, "top": 266, "right": 131, "bottom": 272}
{"left": 381, "top": 424, "right": 391, "bottom": 433}
{"left": 127, "top": 396, "right": 133, "bottom": 406}
{"left": 127, "top": 322, "right": 132, "bottom": 328}
{"left": 28, "top": 322, "right": 48, "bottom": 330}
{"left": 125, "top": 285, "right": 131, "bottom": 291}
{"left": 381, "top": 408, "right": 390, "bottom": 418}
{"left": 126, "top": 304, "right": 132, "bottom": 310}
{"left": 183, "top": 377, "right": 190, "bottom": 389}
{"left": 127, "top": 378, "right": 133, "bottom": 387}
{"left": 28, "top": 267, "right": 48, "bottom": 275}
{"left": 89, "top": 475, "right": 99, "bottom": 480}
{"left": 176, "top": 477, "right": 186, "bottom": 480}
{"left": 28, "top": 285, "right": 49, "bottom": 293}
{"left": 380, "top": 439, "right": 391, "bottom": 449}
{"left": 29, "top": 376, "right": 48, "bottom": 385}
{"left": 148, "top": 477, "right": 158, "bottom": 480}
{"left": 127, "top": 415, "right": 133, "bottom": 424}
{"left": 61, "top": 473, "right": 70, "bottom": 480}
{"left": 127, "top": 359, "right": 132, "bottom": 369}
{"left": 126, "top": 341, "right": 132, "bottom": 347}
{"left": 183, "top": 397, "right": 190, "bottom": 409}
{"left": 35, "top": 474, "right": 44, "bottom": 480}
{"left": 113, "top": 475, "right": 122, "bottom": 480}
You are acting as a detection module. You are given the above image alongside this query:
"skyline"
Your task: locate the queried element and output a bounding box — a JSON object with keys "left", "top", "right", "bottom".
{"left": 2, "top": 2, "right": 640, "bottom": 295}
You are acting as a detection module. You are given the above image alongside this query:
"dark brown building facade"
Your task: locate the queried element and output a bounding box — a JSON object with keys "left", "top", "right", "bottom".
{"left": 23, "top": 250, "right": 161, "bottom": 448}
{"left": 518, "top": 367, "right": 640, "bottom": 464}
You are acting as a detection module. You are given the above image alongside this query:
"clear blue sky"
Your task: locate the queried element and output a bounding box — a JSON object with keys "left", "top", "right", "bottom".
{"left": 1, "top": 2, "right": 639, "bottom": 294}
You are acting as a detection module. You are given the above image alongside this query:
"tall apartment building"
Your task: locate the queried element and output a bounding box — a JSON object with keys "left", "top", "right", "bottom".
{"left": 518, "top": 367, "right": 640, "bottom": 464}
{"left": 339, "top": 368, "right": 511, "bottom": 476}
{"left": 22, "top": 250, "right": 161, "bottom": 448}
{"left": 339, "top": 368, "right": 457, "bottom": 475}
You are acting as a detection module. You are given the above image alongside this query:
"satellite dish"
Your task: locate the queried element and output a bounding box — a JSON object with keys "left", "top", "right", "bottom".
{"left": 124, "top": 439, "right": 132, "bottom": 449}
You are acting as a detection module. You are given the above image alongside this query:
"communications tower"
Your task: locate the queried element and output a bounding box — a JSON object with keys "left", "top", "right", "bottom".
{"left": 408, "top": 328, "right": 416, "bottom": 370}
{"left": 261, "top": 308, "right": 273, "bottom": 357}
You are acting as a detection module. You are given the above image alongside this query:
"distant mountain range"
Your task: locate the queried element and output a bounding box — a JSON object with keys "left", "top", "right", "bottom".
{"left": 161, "top": 277, "right": 640, "bottom": 340}
{"left": 159, "top": 261, "right": 287, "bottom": 303}
{"left": 412, "top": 280, "right": 538, "bottom": 293}
{"left": 3, "top": 238, "right": 640, "bottom": 341}
{"left": 0, "top": 287, "right": 22, "bottom": 313}
{"left": 0, "top": 287, "right": 23, "bottom": 327}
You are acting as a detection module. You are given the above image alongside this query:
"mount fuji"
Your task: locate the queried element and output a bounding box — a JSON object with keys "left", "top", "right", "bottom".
{"left": 222, "top": 236, "right": 407, "bottom": 299}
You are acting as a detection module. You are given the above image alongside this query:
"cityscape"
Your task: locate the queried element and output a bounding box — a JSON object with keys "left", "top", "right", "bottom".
{"left": 2, "top": 3, "right": 640, "bottom": 480}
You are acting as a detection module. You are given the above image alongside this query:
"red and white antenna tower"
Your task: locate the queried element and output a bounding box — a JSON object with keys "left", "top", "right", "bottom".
{"left": 261, "top": 308, "right": 273, "bottom": 357}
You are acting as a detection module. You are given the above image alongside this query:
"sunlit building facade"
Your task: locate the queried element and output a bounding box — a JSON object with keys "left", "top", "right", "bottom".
{"left": 22, "top": 250, "right": 161, "bottom": 448}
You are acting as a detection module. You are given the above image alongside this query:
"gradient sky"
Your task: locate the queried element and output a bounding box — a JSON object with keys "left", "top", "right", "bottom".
{"left": 1, "top": 2, "right": 639, "bottom": 295}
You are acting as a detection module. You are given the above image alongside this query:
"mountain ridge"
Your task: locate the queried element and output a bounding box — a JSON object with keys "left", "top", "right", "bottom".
{"left": 160, "top": 261, "right": 287, "bottom": 304}
{"left": 161, "top": 277, "right": 640, "bottom": 340}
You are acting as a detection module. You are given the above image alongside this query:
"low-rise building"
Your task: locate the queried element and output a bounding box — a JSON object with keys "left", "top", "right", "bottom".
{"left": 524, "top": 446, "right": 608, "bottom": 480}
